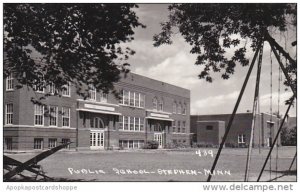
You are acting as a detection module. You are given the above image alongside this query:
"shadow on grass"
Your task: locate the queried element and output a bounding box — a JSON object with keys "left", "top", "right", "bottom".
{"left": 265, "top": 169, "right": 297, "bottom": 182}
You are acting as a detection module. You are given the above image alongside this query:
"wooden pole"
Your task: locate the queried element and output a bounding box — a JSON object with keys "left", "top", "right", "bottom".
{"left": 244, "top": 41, "right": 264, "bottom": 181}
{"left": 207, "top": 40, "right": 262, "bottom": 181}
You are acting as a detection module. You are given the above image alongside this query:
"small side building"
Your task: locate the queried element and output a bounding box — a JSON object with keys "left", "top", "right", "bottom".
{"left": 191, "top": 113, "right": 281, "bottom": 148}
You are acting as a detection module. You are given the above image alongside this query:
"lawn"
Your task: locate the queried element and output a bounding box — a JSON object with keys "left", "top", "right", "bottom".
{"left": 4, "top": 146, "right": 297, "bottom": 182}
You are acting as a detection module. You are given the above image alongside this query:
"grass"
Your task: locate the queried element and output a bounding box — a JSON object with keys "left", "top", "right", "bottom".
{"left": 4, "top": 146, "right": 297, "bottom": 182}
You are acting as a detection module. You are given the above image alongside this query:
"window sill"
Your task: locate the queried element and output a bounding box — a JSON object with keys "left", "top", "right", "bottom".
{"left": 119, "top": 104, "right": 145, "bottom": 109}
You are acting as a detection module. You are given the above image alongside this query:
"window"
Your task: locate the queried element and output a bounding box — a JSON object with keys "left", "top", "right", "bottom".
{"left": 92, "top": 117, "right": 104, "bottom": 128}
{"left": 48, "top": 138, "right": 57, "bottom": 148}
{"left": 177, "top": 121, "right": 181, "bottom": 132}
{"left": 4, "top": 137, "right": 13, "bottom": 150}
{"left": 62, "top": 83, "right": 70, "bottom": 97}
{"left": 119, "top": 90, "right": 123, "bottom": 104}
{"left": 120, "top": 90, "right": 144, "bottom": 108}
{"left": 6, "top": 73, "right": 14, "bottom": 91}
{"left": 133, "top": 140, "right": 139, "bottom": 148}
{"left": 129, "top": 117, "right": 134, "bottom": 131}
{"left": 153, "top": 97, "right": 158, "bottom": 110}
{"left": 158, "top": 100, "right": 163, "bottom": 111}
{"left": 34, "top": 104, "right": 44, "bottom": 126}
{"left": 267, "top": 122, "right": 274, "bottom": 129}
{"left": 119, "top": 116, "right": 144, "bottom": 132}
{"left": 140, "top": 118, "right": 145, "bottom": 131}
{"left": 62, "top": 107, "right": 70, "bottom": 127}
{"left": 119, "top": 116, "right": 124, "bottom": 130}
{"left": 124, "top": 116, "right": 129, "bottom": 130}
{"left": 99, "top": 91, "right": 108, "bottom": 103}
{"left": 129, "top": 92, "right": 134, "bottom": 106}
{"left": 62, "top": 138, "right": 70, "bottom": 149}
{"left": 49, "top": 106, "right": 58, "bottom": 126}
{"left": 182, "top": 121, "right": 186, "bottom": 133}
{"left": 172, "top": 121, "right": 176, "bottom": 132}
{"left": 119, "top": 140, "right": 144, "bottom": 149}
{"left": 49, "top": 83, "right": 56, "bottom": 95}
{"left": 177, "top": 103, "right": 182, "bottom": 114}
{"left": 34, "top": 138, "right": 43, "bottom": 150}
{"left": 140, "top": 94, "right": 145, "bottom": 108}
{"left": 129, "top": 140, "right": 133, "bottom": 148}
{"left": 88, "top": 86, "right": 96, "bottom": 101}
{"left": 206, "top": 125, "right": 213, "bottom": 130}
{"left": 173, "top": 102, "right": 177, "bottom": 114}
{"left": 182, "top": 103, "right": 187, "bottom": 115}
{"left": 134, "top": 117, "right": 139, "bottom": 131}
{"left": 34, "top": 84, "right": 44, "bottom": 93}
{"left": 134, "top": 93, "right": 139, "bottom": 107}
{"left": 238, "top": 134, "right": 246, "bottom": 144}
{"left": 123, "top": 90, "right": 129, "bottom": 105}
{"left": 5, "top": 103, "right": 13, "bottom": 125}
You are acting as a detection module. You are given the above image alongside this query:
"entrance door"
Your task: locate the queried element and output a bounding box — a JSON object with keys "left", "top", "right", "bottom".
{"left": 90, "top": 130, "right": 104, "bottom": 150}
{"left": 267, "top": 137, "right": 272, "bottom": 147}
{"left": 154, "top": 133, "right": 163, "bottom": 148}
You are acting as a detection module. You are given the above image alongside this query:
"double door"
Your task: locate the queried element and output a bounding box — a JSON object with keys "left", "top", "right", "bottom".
{"left": 90, "top": 130, "right": 104, "bottom": 150}
{"left": 154, "top": 133, "right": 163, "bottom": 148}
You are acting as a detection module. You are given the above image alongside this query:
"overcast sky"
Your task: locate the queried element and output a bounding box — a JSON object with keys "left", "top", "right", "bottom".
{"left": 124, "top": 4, "right": 296, "bottom": 117}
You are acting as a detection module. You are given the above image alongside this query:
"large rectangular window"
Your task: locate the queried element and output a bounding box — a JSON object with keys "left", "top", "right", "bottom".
{"left": 34, "top": 84, "right": 45, "bottom": 93}
{"left": 5, "top": 103, "right": 13, "bottom": 125}
{"left": 182, "top": 103, "right": 187, "bottom": 115}
{"left": 238, "top": 134, "right": 246, "bottom": 144}
{"left": 62, "top": 83, "right": 71, "bottom": 97}
{"left": 182, "top": 121, "right": 186, "bottom": 133}
{"left": 119, "top": 116, "right": 124, "bottom": 130}
{"left": 34, "top": 138, "right": 43, "bottom": 150}
{"left": 88, "top": 86, "right": 96, "bottom": 101}
{"left": 62, "top": 138, "right": 70, "bottom": 149}
{"left": 99, "top": 91, "right": 108, "bottom": 103}
{"left": 119, "top": 90, "right": 123, "bottom": 104}
{"left": 172, "top": 121, "right": 176, "bottom": 132}
{"left": 121, "top": 90, "right": 145, "bottom": 108}
{"left": 133, "top": 93, "right": 139, "bottom": 107}
{"left": 34, "top": 104, "right": 44, "bottom": 126}
{"left": 62, "top": 107, "right": 70, "bottom": 127}
{"left": 4, "top": 137, "right": 13, "bottom": 150}
{"left": 6, "top": 73, "right": 14, "bottom": 91}
{"left": 123, "top": 90, "right": 129, "bottom": 105}
{"left": 129, "top": 92, "right": 134, "bottom": 106}
{"left": 49, "top": 106, "right": 58, "bottom": 126}
{"left": 48, "top": 138, "right": 57, "bottom": 149}
{"left": 177, "top": 103, "right": 182, "bottom": 114}
{"left": 119, "top": 140, "right": 144, "bottom": 149}
{"left": 177, "top": 121, "right": 181, "bottom": 133}
{"left": 140, "top": 118, "right": 145, "bottom": 131}
{"left": 129, "top": 116, "right": 134, "bottom": 131}
{"left": 48, "top": 83, "right": 57, "bottom": 95}
{"left": 119, "top": 116, "right": 144, "bottom": 132}
{"left": 134, "top": 117, "right": 139, "bottom": 131}
{"left": 124, "top": 116, "right": 129, "bottom": 130}
{"left": 173, "top": 102, "right": 177, "bottom": 114}
{"left": 140, "top": 94, "right": 145, "bottom": 108}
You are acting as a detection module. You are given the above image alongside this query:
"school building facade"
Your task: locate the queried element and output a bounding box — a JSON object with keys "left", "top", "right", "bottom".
{"left": 3, "top": 73, "right": 191, "bottom": 152}
{"left": 190, "top": 113, "right": 281, "bottom": 147}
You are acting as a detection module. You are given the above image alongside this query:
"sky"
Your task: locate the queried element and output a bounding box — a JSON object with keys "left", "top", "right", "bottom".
{"left": 123, "top": 4, "right": 297, "bottom": 117}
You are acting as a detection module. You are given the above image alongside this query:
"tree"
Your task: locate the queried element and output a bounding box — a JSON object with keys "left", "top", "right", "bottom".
{"left": 281, "top": 125, "right": 297, "bottom": 146}
{"left": 154, "top": 3, "right": 296, "bottom": 87}
{"left": 4, "top": 3, "right": 145, "bottom": 99}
